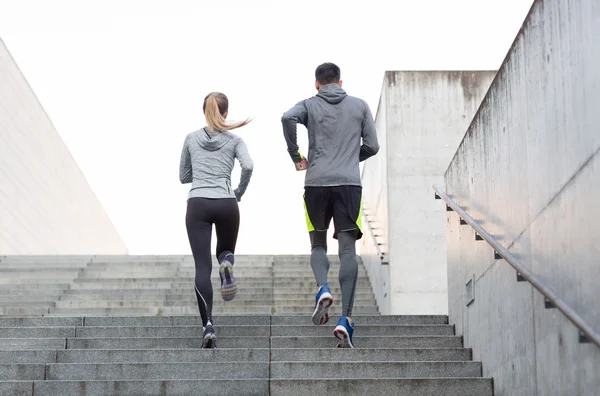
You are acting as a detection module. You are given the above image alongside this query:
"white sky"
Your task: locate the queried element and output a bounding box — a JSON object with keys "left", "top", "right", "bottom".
{"left": 0, "top": 0, "right": 532, "bottom": 254}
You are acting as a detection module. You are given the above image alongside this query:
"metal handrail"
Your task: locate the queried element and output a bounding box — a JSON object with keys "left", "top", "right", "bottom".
{"left": 433, "top": 184, "right": 600, "bottom": 348}
{"left": 362, "top": 209, "right": 388, "bottom": 265}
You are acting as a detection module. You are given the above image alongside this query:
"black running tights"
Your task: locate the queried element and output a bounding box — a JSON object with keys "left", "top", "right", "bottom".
{"left": 186, "top": 197, "right": 239, "bottom": 327}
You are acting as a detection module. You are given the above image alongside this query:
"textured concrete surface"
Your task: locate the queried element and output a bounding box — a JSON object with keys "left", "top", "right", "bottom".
{"left": 33, "top": 379, "right": 269, "bottom": 396}
{"left": 270, "top": 361, "right": 482, "bottom": 378}
{"left": 0, "top": 255, "right": 378, "bottom": 317}
{"left": 270, "top": 336, "right": 462, "bottom": 349}
{"left": 46, "top": 362, "right": 270, "bottom": 380}
{"left": 269, "top": 347, "right": 472, "bottom": 362}
{"left": 361, "top": 71, "right": 495, "bottom": 315}
{"left": 56, "top": 348, "right": 270, "bottom": 363}
{"left": 0, "top": 381, "right": 32, "bottom": 396}
{"left": 269, "top": 379, "right": 493, "bottom": 396}
{"left": 0, "top": 39, "right": 126, "bottom": 255}
{"left": 67, "top": 337, "right": 271, "bottom": 350}
{"left": 0, "top": 256, "right": 491, "bottom": 395}
{"left": 0, "top": 364, "right": 45, "bottom": 380}
{"left": 444, "top": 0, "right": 600, "bottom": 395}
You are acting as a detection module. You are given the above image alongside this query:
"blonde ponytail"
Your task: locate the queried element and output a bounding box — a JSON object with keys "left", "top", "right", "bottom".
{"left": 203, "top": 93, "right": 251, "bottom": 132}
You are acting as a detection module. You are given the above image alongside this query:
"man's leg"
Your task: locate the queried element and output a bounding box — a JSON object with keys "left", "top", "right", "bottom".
{"left": 310, "top": 230, "right": 330, "bottom": 286}
{"left": 332, "top": 186, "right": 362, "bottom": 347}
{"left": 337, "top": 231, "right": 359, "bottom": 320}
{"left": 304, "top": 187, "right": 334, "bottom": 326}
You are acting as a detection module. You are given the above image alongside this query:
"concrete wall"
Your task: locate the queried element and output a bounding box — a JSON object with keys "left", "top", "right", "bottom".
{"left": 0, "top": 38, "right": 127, "bottom": 255}
{"left": 360, "top": 80, "right": 390, "bottom": 314}
{"left": 444, "top": 0, "right": 600, "bottom": 395}
{"left": 361, "top": 70, "right": 494, "bottom": 314}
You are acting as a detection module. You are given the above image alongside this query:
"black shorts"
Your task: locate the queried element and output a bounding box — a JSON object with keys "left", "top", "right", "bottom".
{"left": 303, "top": 186, "right": 363, "bottom": 240}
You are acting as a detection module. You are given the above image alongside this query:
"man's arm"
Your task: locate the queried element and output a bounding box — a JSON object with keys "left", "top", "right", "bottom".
{"left": 281, "top": 101, "right": 308, "bottom": 164}
{"left": 179, "top": 136, "right": 193, "bottom": 184}
{"left": 359, "top": 101, "right": 380, "bottom": 162}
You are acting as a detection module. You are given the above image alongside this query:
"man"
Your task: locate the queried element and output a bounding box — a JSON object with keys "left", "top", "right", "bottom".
{"left": 281, "top": 62, "right": 379, "bottom": 348}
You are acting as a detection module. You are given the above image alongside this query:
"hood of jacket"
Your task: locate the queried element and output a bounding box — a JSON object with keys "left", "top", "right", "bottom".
{"left": 194, "top": 128, "right": 232, "bottom": 151}
{"left": 316, "top": 83, "right": 348, "bottom": 104}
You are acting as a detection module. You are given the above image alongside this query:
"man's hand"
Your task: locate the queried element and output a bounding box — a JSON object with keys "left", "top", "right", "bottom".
{"left": 295, "top": 157, "right": 308, "bottom": 171}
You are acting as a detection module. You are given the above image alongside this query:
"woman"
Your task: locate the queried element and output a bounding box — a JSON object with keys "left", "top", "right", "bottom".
{"left": 179, "top": 92, "right": 253, "bottom": 348}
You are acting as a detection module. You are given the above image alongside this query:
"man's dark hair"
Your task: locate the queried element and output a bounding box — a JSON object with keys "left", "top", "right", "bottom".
{"left": 315, "top": 63, "right": 341, "bottom": 84}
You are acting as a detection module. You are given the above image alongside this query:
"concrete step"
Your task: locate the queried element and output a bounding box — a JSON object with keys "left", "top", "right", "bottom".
{"left": 46, "top": 362, "right": 270, "bottom": 380}
{"left": 0, "top": 338, "right": 66, "bottom": 350}
{"left": 270, "top": 336, "right": 462, "bottom": 348}
{"left": 12, "top": 379, "right": 492, "bottom": 396}
{"left": 269, "top": 361, "right": 482, "bottom": 378}
{"left": 0, "top": 269, "right": 82, "bottom": 278}
{"left": 0, "top": 278, "right": 72, "bottom": 285}
{"left": 56, "top": 348, "right": 270, "bottom": 363}
{"left": 47, "top": 308, "right": 157, "bottom": 316}
{"left": 0, "top": 364, "right": 45, "bottom": 380}
{"left": 82, "top": 315, "right": 270, "bottom": 327}
{"left": 270, "top": 325, "right": 453, "bottom": 337}
{"left": 0, "top": 297, "right": 58, "bottom": 303}
{"left": 74, "top": 315, "right": 426, "bottom": 326}
{"left": 0, "top": 284, "right": 69, "bottom": 290}
{"left": 271, "top": 306, "right": 379, "bottom": 314}
{"left": 31, "top": 379, "right": 270, "bottom": 396}
{"left": 56, "top": 292, "right": 374, "bottom": 301}
{"left": 52, "top": 299, "right": 377, "bottom": 309}
{"left": 45, "top": 305, "right": 380, "bottom": 317}
{"left": 270, "top": 347, "right": 472, "bottom": 362}
{"left": 74, "top": 325, "right": 270, "bottom": 338}
{"left": 0, "top": 307, "right": 50, "bottom": 316}
{"left": 0, "top": 351, "right": 58, "bottom": 364}
{"left": 0, "top": 327, "right": 75, "bottom": 338}
{"left": 0, "top": 317, "right": 83, "bottom": 327}
{"left": 67, "top": 337, "right": 270, "bottom": 349}
{"left": 271, "top": 315, "right": 447, "bottom": 325}
{"left": 58, "top": 289, "right": 374, "bottom": 299}
{"left": 0, "top": 302, "right": 56, "bottom": 308}
{"left": 269, "top": 378, "right": 493, "bottom": 396}
{"left": 58, "top": 323, "right": 439, "bottom": 339}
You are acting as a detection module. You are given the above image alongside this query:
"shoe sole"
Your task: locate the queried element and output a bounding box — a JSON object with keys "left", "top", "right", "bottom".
{"left": 334, "top": 325, "right": 354, "bottom": 348}
{"left": 219, "top": 262, "right": 236, "bottom": 302}
{"left": 202, "top": 332, "right": 217, "bottom": 349}
{"left": 311, "top": 292, "right": 333, "bottom": 325}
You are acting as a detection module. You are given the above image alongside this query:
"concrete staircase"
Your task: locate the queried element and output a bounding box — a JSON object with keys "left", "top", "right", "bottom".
{"left": 0, "top": 255, "right": 493, "bottom": 395}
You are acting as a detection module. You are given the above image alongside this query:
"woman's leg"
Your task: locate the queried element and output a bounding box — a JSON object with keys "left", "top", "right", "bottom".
{"left": 214, "top": 199, "right": 240, "bottom": 300}
{"left": 185, "top": 198, "right": 214, "bottom": 327}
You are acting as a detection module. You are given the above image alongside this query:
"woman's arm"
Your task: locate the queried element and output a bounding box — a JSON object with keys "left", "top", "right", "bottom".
{"left": 233, "top": 138, "right": 254, "bottom": 201}
{"left": 179, "top": 135, "right": 193, "bottom": 184}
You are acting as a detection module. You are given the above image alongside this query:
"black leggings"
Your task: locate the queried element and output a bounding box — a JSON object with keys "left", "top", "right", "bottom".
{"left": 186, "top": 197, "right": 240, "bottom": 326}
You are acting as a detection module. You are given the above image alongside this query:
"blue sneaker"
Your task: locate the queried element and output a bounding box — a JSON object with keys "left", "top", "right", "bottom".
{"left": 311, "top": 284, "right": 333, "bottom": 325}
{"left": 334, "top": 316, "right": 354, "bottom": 348}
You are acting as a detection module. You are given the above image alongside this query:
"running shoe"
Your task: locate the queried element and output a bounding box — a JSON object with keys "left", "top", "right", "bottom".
{"left": 219, "top": 257, "right": 236, "bottom": 301}
{"left": 311, "top": 283, "right": 333, "bottom": 325}
{"left": 201, "top": 323, "right": 217, "bottom": 349}
{"left": 334, "top": 315, "right": 355, "bottom": 348}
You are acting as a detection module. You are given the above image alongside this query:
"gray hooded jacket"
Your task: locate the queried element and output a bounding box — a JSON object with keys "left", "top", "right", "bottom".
{"left": 179, "top": 128, "right": 253, "bottom": 200}
{"left": 281, "top": 84, "right": 379, "bottom": 187}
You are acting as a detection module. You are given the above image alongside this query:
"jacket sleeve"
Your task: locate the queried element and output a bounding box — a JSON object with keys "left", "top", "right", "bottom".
{"left": 179, "top": 135, "right": 193, "bottom": 184}
{"left": 359, "top": 101, "right": 380, "bottom": 162}
{"left": 233, "top": 138, "right": 254, "bottom": 202}
{"left": 281, "top": 101, "right": 308, "bottom": 163}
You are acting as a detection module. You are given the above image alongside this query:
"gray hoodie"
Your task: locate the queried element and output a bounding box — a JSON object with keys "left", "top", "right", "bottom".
{"left": 179, "top": 128, "right": 253, "bottom": 201}
{"left": 281, "top": 84, "right": 379, "bottom": 187}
